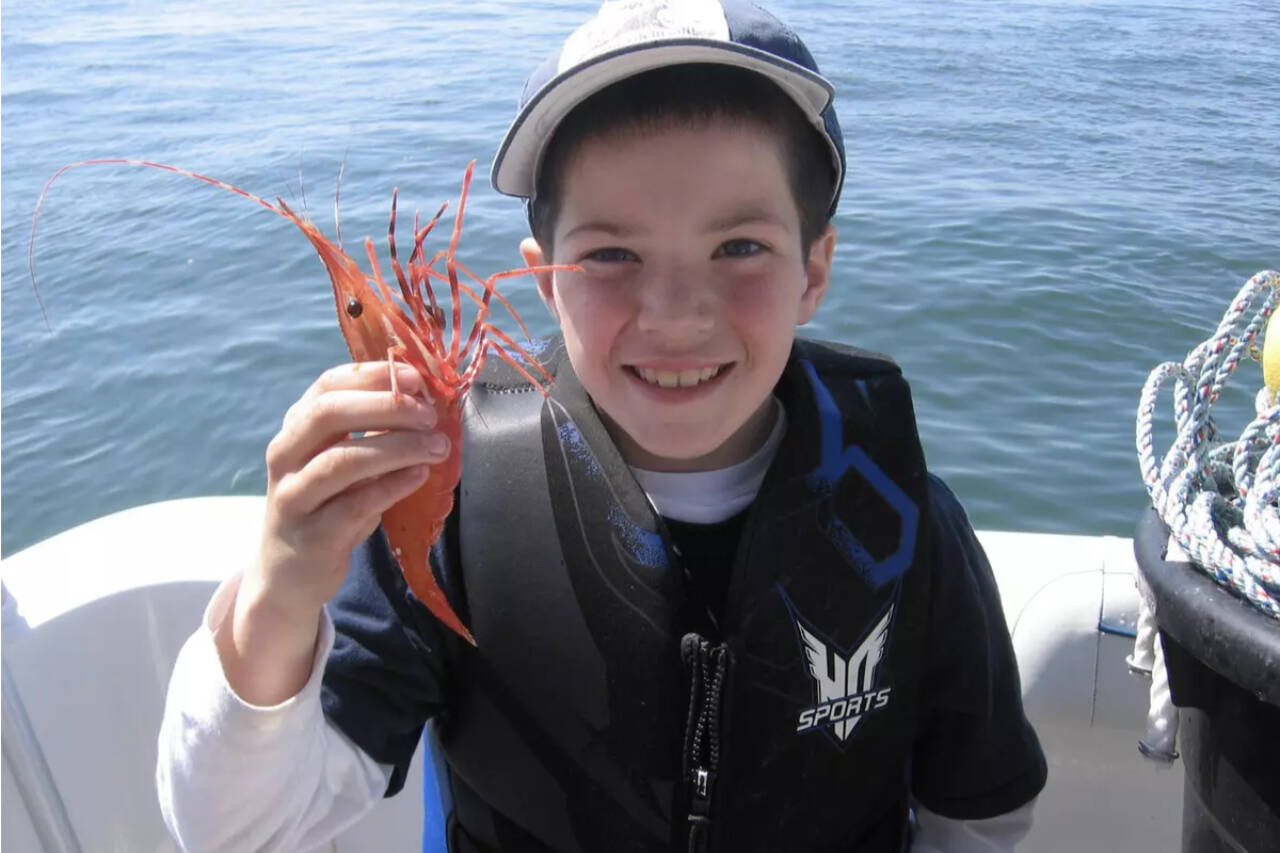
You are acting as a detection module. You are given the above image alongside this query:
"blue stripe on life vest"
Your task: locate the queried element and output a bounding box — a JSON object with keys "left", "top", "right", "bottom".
{"left": 422, "top": 724, "right": 451, "bottom": 852}
{"left": 800, "top": 360, "right": 918, "bottom": 589}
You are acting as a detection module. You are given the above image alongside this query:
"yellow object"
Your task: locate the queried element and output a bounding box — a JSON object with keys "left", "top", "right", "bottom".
{"left": 1265, "top": 310, "right": 1280, "bottom": 395}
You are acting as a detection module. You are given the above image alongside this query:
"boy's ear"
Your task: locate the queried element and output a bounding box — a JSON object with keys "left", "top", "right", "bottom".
{"left": 520, "top": 237, "right": 559, "bottom": 321}
{"left": 797, "top": 223, "right": 836, "bottom": 325}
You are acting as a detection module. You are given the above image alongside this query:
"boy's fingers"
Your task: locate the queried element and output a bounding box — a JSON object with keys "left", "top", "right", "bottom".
{"left": 292, "top": 388, "right": 437, "bottom": 435}
{"left": 304, "top": 362, "right": 426, "bottom": 400}
{"left": 314, "top": 463, "right": 433, "bottom": 547}
{"left": 270, "top": 389, "right": 438, "bottom": 477}
{"left": 272, "top": 430, "right": 449, "bottom": 519}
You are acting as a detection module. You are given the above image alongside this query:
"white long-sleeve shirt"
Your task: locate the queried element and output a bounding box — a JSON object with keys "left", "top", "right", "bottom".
{"left": 157, "top": 575, "right": 388, "bottom": 853}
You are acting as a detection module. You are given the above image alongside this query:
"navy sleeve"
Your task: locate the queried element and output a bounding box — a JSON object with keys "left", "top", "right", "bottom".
{"left": 320, "top": 511, "right": 462, "bottom": 797}
{"left": 910, "top": 475, "right": 1048, "bottom": 819}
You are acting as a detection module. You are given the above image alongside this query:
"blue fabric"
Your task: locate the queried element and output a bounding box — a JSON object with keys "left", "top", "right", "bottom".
{"left": 420, "top": 726, "right": 450, "bottom": 852}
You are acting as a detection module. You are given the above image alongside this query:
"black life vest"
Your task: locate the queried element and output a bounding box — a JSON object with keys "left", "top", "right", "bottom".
{"left": 436, "top": 336, "right": 933, "bottom": 853}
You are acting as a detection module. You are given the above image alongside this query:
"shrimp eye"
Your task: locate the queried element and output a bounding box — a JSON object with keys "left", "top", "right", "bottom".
{"left": 345, "top": 296, "right": 363, "bottom": 318}
{"left": 430, "top": 305, "right": 445, "bottom": 326}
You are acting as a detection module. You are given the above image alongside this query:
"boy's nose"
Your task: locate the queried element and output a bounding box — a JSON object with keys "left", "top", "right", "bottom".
{"left": 635, "top": 270, "right": 715, "bottom": 340}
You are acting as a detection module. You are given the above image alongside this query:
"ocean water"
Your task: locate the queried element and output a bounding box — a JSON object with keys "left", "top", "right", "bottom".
{"left": 2, "top": 0, "right": 1277, "bottom": 555}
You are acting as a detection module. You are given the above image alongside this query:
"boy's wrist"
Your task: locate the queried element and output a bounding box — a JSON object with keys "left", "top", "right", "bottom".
{"left": 236, "top": 567, "right": 327, "bottom": 635}
{"left": 214, "top": 571, "right": 325, "bottom": 706}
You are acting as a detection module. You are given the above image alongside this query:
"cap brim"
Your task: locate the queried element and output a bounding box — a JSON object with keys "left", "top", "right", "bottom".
{"left": 491, "top": 39, "right": 837, "bottom": 202}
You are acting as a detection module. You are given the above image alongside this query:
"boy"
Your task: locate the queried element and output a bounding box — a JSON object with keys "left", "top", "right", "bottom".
{"left": 158, "top": 1, "right": 1046, "bottom": 851}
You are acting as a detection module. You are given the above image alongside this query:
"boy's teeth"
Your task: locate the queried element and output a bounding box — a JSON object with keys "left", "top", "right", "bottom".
{"left": 636, "top": 365, "right": 722, "bottom": 388}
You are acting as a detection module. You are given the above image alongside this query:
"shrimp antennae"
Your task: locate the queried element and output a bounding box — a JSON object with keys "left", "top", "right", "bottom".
{"left": 333, "top": 153, "right": 347, "bottom": 250}
{"left": 297, "top": 152, "right": 307, "bottom": 213}
{"left": 28, "top": 158, "right": 281, "bottom": 332}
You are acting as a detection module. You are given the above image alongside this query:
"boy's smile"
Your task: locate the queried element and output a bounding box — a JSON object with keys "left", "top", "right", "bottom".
{"left": 523, "top": 120, "right": 835, "bottom": 472}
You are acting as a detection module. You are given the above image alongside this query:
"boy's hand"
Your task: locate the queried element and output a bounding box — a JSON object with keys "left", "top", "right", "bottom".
{"left": 217, "top": 362, "right": 449, "bottom": 704}
{"left": 255, "top": 361, "right": 447, "bottom": 614}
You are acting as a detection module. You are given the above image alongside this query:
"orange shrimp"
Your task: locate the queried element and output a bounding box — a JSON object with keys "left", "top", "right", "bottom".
{"left": 29, "top": 159, "right": 578, "bottom": 645}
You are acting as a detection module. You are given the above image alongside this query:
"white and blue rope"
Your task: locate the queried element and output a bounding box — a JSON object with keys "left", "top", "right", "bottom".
{"left": 1136, "top": 269, "right": 1280, "bottom": 619}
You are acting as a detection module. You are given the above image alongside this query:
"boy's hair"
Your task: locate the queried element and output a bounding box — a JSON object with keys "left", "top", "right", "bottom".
{"left": 527, "top": 64, "right": 837, "bottom": 258}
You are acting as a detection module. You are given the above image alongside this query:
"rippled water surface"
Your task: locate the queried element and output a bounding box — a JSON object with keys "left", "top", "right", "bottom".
{"left": 3, "top": 0, "right": 1278, "bottom": 554}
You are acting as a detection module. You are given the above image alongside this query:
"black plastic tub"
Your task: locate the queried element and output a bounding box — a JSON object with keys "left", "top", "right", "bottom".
{"left": 1134, "top": 508, "right": 1280, "bottom": 853}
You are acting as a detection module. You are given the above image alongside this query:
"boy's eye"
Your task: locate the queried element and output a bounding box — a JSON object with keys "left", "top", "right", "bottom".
{"left": 714, "top": 239, "right": 765, "bottom": 258}
{"left": 582, "top": 247, "right": 638, "bottom": 263}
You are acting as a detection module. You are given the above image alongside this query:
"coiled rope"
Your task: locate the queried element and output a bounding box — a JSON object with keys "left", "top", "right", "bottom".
{"left": 1136, "top": 269, "right": 1280, "bottom": 619}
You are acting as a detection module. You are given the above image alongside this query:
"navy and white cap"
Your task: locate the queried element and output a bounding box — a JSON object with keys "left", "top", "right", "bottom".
{"left": 491, "top": 0, "right": 845, "bottom": 214}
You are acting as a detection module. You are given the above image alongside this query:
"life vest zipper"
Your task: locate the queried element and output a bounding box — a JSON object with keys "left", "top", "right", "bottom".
{"left": 681, "top": 633, "right": 730, "bottom": 853}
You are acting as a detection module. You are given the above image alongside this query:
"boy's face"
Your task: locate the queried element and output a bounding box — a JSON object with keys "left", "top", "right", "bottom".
{"left": 522, "top": 120, "right": 835, "bottom": 472}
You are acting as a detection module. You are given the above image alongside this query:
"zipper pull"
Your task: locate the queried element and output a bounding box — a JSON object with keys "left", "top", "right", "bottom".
{"left": 689, "top": 765, "right": 715, "bottom": 818}
{"left": 687, "top": 766, "right": 714, "bottom": 851}
{"left": 694, "top": 767, "right": 710, "bottom": 804}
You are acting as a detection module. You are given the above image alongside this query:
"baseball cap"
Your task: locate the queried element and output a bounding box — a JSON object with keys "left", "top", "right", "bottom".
{"left": 491, "top": 0, "right": 845, "bottom": 215}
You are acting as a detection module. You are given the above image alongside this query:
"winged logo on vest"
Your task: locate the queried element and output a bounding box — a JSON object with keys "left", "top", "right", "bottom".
{"left": 786, "top": 593, "right": 895, "bottom": 744}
